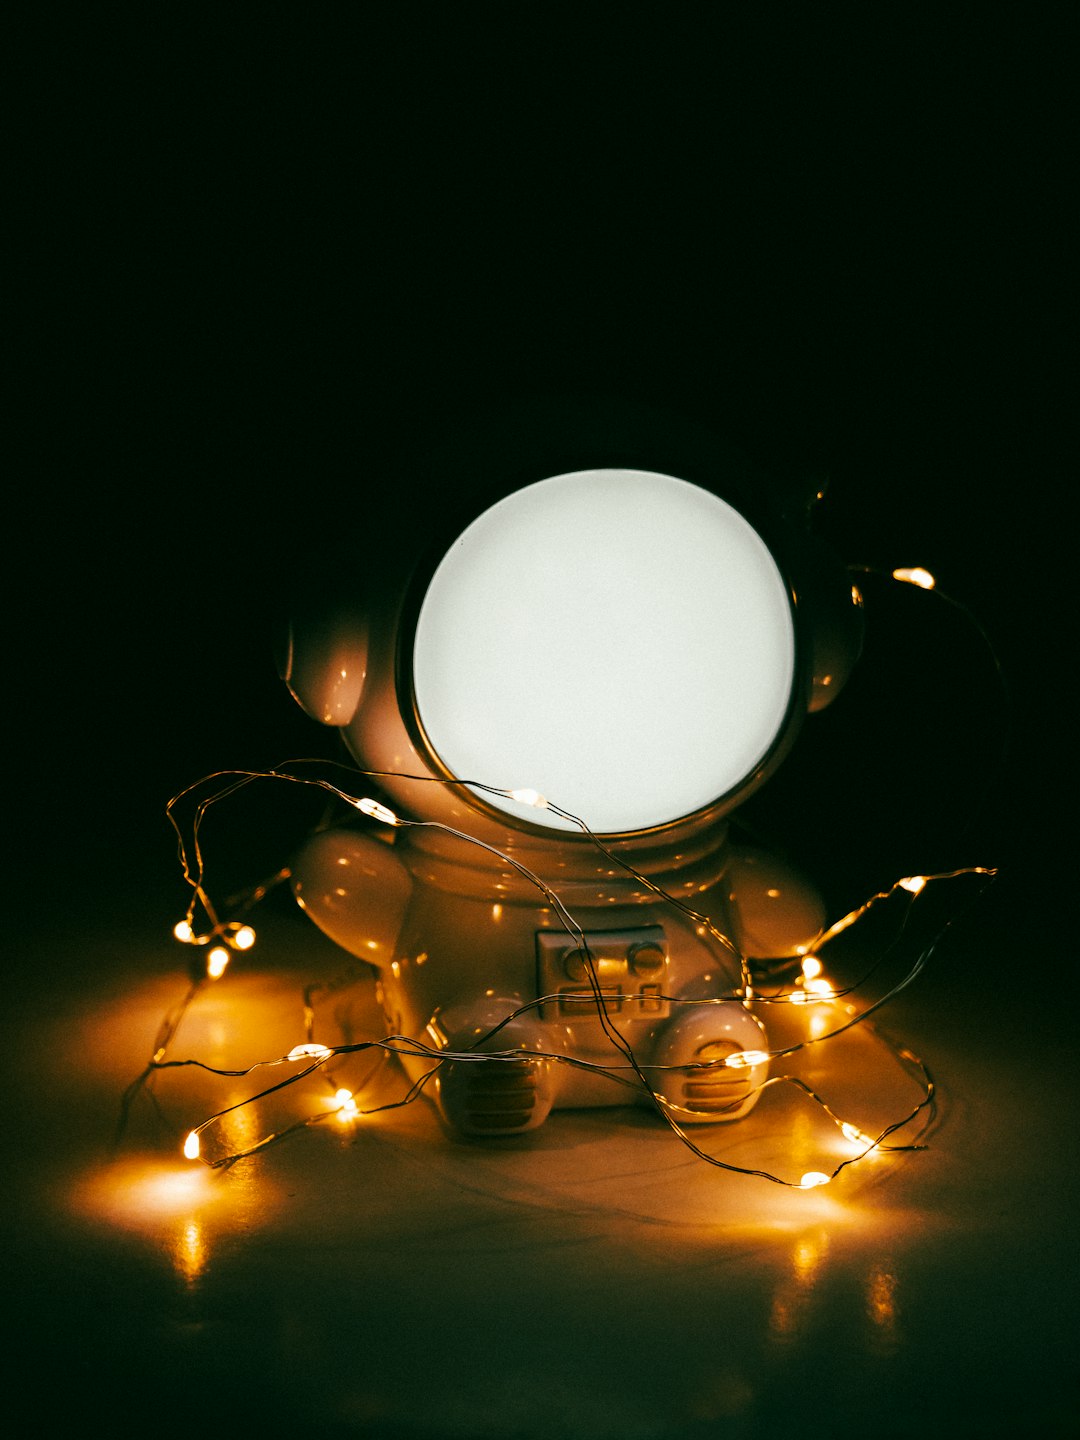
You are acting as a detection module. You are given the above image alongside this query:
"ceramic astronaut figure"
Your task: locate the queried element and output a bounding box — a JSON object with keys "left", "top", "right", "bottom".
{"left": 278, "top": 416, "right": 862, "bottom": 1136}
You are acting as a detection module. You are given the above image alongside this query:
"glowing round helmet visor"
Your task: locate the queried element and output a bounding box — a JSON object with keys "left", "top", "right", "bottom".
{"left": 412, "top": 469, "right": 795, "bottom": 833}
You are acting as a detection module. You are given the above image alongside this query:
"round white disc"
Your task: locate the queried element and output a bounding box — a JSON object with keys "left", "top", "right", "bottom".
{"left": 412, "top": 469, "right": 795, "bottom": 833}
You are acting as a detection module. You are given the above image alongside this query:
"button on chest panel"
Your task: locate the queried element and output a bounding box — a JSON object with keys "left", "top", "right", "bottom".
{"left": 535, "top": 927, "right": 670, "bottom": 1021}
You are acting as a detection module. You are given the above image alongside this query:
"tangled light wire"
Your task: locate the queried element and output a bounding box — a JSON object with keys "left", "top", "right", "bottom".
{"left": 121, "top": 564, "right": 1002, "bottom": 1190}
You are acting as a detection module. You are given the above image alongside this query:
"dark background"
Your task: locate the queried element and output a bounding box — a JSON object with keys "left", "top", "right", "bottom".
{"left": 13, "top": 10, "right": 1071, "bottom": 951}
{"left": 6, "top": 13, "right": 1077, "bottom": 1436}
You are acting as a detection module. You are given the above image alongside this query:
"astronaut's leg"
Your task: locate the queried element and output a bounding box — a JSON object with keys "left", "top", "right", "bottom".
{"left": 430, "top": 1000, "right": 560, "bottom": 1136}
{"left": 647, "top": 1003, "right": 770, "bottom": 1123}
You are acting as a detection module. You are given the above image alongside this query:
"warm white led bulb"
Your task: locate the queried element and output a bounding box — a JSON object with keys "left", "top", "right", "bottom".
{"left": 233, "top": 925, "right": 256, "bottom": 950}
{"left": 801, "top": 955, "right": 822, "bottom": 980}
{"left": 183, "top": 1131, "right": 201, "bottom": 1160}
{"left": 800, "top": 1171, "right": 830, "bottom": 1188}
{"left": 287, "top": 1043, "right": 333, "bottom": 1061}
{"left": 892, "top": 566, "right": 936, "bottom": 590}
{"left": 173, "top": 920, "right": 194, "bottom": 943}
{"left": 206, "top": 947, "right": 230, "bottom": 979}
{"left": 354, "top": 797, "right": 399, "bottom": 826}
{"left": 334, "top": 1088, "right": 360, "bottom": 1121}
{"left": 724, "top": 1049, "right": 770, "bottom": 1069}
{"left": 508, "top": 787, "right": 547, "bottom": 809}
{"left": 899, "top": 875, "right": 927, "bottom": 895}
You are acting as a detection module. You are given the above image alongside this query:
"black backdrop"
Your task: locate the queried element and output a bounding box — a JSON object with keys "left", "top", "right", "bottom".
{"left": 11, "top": 11, "right": 1073, "bottom": 956}
{"left": 6, "top": 19, "right": 1077, "bottom": 1437}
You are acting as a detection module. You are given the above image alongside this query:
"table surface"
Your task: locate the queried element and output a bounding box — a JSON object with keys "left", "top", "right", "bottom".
{"left": 6, "top": 863, "right": 1076, "bottom": 1440}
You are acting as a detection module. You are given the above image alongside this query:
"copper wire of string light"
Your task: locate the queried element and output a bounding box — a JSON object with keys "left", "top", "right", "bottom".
{"left": 148, "top": 761, "right": 995, "bottom": 1187}
{"left": 116, "top": 977, "right": 205, "bottom": 1147}
{"left": 164, "top": 1027, "right": 937, "bottom": 1178}
{"left": 167, "top": 772, "right": 674, "bottom": 1160}
{"left": 135, "top": 566, "right": 1002, "bottom": 1188}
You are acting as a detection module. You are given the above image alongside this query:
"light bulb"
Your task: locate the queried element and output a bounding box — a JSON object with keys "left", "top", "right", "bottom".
{"left": 800, "top": 1171, "right": 830, "bottom": 1188}
{"left": 899, "top": 875, "right": 927, "bottom": 895}
{"left": 804, "top": 977, "right": 835, "bottom": 1000}
{"left": 354, "top": 797, "right": 399, "bottom": 826}
{"left": 892, "top": 566, "right": 936, "bottom": 590}
{"left": 801, "top": 955, "right": 822, "bottom": 980}
{"left": 173, "top": 920, "right": 194, "bottom": 943}
{"left": 206, "top": 947, "right": 230, "bottom": 979}
{"left": 333, "top": 1088, "right": 359, "bottom": 1121}
{"left": 287, "top": 1043, "right": 333, "bottom": 1061}
{"left": 724, "top": 1049, "right": 769, "bottom": 1069}
{"left": 509, "top": 787, "right": 548, "bottom": 809}
{"left": 233, "top": 925, "right": 256, "bottom": 950}
{"left": 183, "top": 1131, "right": 200, "bottom": 1160}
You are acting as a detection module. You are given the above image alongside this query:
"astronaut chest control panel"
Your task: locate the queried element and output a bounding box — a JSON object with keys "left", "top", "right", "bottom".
{"left": 535, "top": 926, "right": 671, "bottom": 1024}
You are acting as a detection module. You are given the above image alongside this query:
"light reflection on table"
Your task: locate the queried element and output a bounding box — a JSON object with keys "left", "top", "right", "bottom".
{"left": 7, "top": 899, "right": 1076, "bottom": 1438}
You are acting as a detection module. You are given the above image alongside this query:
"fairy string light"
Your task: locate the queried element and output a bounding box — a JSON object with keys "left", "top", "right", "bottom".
{"left": 125, "top": 563, "right": 1002, "bottom": 1189}
{"left": 137, "top": 758, "right": 996, "bottom": 1187}
{"left": 165, "top": 1022, "right": 938, "bottom": 1183}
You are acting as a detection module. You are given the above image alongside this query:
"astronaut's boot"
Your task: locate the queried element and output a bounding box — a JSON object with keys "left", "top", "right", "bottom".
{"left": 649, "top": 1003, "right": 770, "bottom": 1123}
{"left": 432, "top": 1003, "right": 558, "bottom": 1136}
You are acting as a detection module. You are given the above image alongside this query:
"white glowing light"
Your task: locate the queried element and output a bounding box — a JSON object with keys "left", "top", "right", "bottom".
{"left": 800, "top": 1171, "right": 831, "bottom": 1188}
{"left": 233, "top": 925, "right": 256, "bottom": 950}
{"left": 287, "top": 1043, "right": 333, "bottom": 1061}
{"left": 173, "top": 920, "right": 194, "bottom": 943}
{"left": 801, "top": 955, "right": 822, "bottom": 980}
{"left": 899, "top": 875, "right": 927, "bottom": 895}
{"left": 333, "top": 1088, "right": 360, "bottom": 1121}
{"left": 508, "top": 787, "right": 548, "bottom": 809}
{"left": 206, "top": 947, "right": 230, "bottom": 979}
{"left": 412, "top": 469, "right": 796, "bottom": 833}
{"left": 892, "top": 566, "right": 936, "bottom": 590}
{"left": 804, "top": 977, "right": 835, "bottom": 1000}
{"left": 354, "top": 797, "right": 399, "bottom": 826}
{"left": 724, "top": 1049, "right": 770, "bottom": 1069}
{"left": 183, "top": 1131, "right": 201, "bottom": 1161}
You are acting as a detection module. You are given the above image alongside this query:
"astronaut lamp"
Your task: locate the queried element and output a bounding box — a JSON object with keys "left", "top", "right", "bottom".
{"left": 278, "top": 425, "right": 862, "bottom": 1138}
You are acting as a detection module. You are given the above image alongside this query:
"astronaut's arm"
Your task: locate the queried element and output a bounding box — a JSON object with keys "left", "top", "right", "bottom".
{"left": 291, "top": 826, "right": 412, "bottom": 966}
{"left": 724, "top": 846, "right": 826, "bottom": 960}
